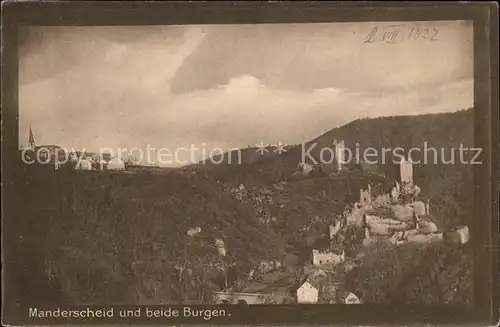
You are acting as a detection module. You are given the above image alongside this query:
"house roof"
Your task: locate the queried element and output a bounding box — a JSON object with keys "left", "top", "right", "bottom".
{"left": 298, "top": 277, "right": 322, "bottom": 291}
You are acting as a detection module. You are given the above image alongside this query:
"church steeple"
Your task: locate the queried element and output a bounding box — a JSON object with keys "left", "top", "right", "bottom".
{"left": 28, "top": 126, "right": 35, "bottom": 149}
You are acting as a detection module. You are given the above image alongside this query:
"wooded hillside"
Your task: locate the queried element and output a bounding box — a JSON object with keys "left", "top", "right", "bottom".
{"left": 13, "top": 163, "right": 284, "bottom": 305}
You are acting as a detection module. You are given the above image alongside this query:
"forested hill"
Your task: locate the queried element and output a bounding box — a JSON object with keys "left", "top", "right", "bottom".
{"left": 11, "top": 163, "right": 285, "bottom": 306}
{"left": 309, "top": 108, "right": 475, "bottom": 229}
{"left": 212, "top": 108, "right": 474, "bottom": 186}
{"left": 206, "top": 108, "right": 474, "bottom": 230}
{"left": 311, "top": 108, "right": 474, "bottom": 158}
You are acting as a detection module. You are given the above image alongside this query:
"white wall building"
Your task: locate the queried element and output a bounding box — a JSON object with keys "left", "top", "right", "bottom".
{"left": 312, "top": 249, "right": 345, "bottom": 266}
{"left": 107, "top": 157, "right": 125, "bottom": 170}
{"left": 336, "top": 289, "right": 361, "bottom": 304}
{"left": 74, "top": 159, "right": 93, "bottom": 171}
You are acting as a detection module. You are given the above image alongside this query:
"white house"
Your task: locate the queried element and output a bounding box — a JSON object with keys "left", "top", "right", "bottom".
{"left": 312, "top": 249, "right": 345, "bottom": 266}
{"left": 336, "top": 289, "right": 361, "bottom": 304}
{"left": 74, "top": 159, "right": 93, "bottom": 171}
{"left": 296, "top": 281, "right": 319, "bottom": 304}
{"left": 107, "top": 157, "right": 125, "bottom": 170}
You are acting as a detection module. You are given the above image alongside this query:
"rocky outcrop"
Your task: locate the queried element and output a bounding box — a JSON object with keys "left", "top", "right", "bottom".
{"left": 337, "top": 179, "right": 468, "bottom": 248}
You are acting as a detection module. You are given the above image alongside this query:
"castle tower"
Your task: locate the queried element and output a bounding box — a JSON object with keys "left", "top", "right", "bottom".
{"left": 399, "top": 157, "right": 413, "bottom": 185}
{"left": 333, "top": 140, "right": 346, "bottom": 172}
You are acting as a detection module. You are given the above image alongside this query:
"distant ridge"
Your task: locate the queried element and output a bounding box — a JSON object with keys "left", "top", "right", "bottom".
{"left": 201, "top": 108, "right": 473, "bottom": 186}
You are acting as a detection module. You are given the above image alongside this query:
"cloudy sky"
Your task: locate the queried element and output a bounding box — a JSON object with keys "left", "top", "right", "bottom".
{"left": 19, "top": 21, "right": 473, "bottom": 165}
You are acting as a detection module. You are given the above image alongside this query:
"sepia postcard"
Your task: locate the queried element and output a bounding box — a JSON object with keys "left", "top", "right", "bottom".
{"left": 1, "top": 1, "right": 498, "bottom": 326}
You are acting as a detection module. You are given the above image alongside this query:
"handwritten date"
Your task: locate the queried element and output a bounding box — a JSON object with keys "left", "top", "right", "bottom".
{"left": 364, "top": 25, "right": 438, "bottom": 44}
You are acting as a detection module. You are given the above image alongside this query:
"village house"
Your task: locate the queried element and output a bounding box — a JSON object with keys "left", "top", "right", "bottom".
{"left": 107, "top": 156, "right": 126, "bottom": 170}
{"left": 295, "top": 280, "right": 319, "bottom": 304}
{"left": 74, "top": 159, "right": 93, "bottom": 171}
{"left": 336, "top": 289, "right": 361, "bottom": 304}
{"left": 312, "top": 249, "right": 345, "bottom": 266}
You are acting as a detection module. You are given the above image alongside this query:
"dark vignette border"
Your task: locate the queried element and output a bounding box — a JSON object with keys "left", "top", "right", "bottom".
{"left": 1, "top": 1, "right": 498, "bottom": 326}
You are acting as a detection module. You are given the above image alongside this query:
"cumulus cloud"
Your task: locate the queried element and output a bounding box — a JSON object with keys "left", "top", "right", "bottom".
{"left": 131, "top": 75, "right": 472, "bottom": 161}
